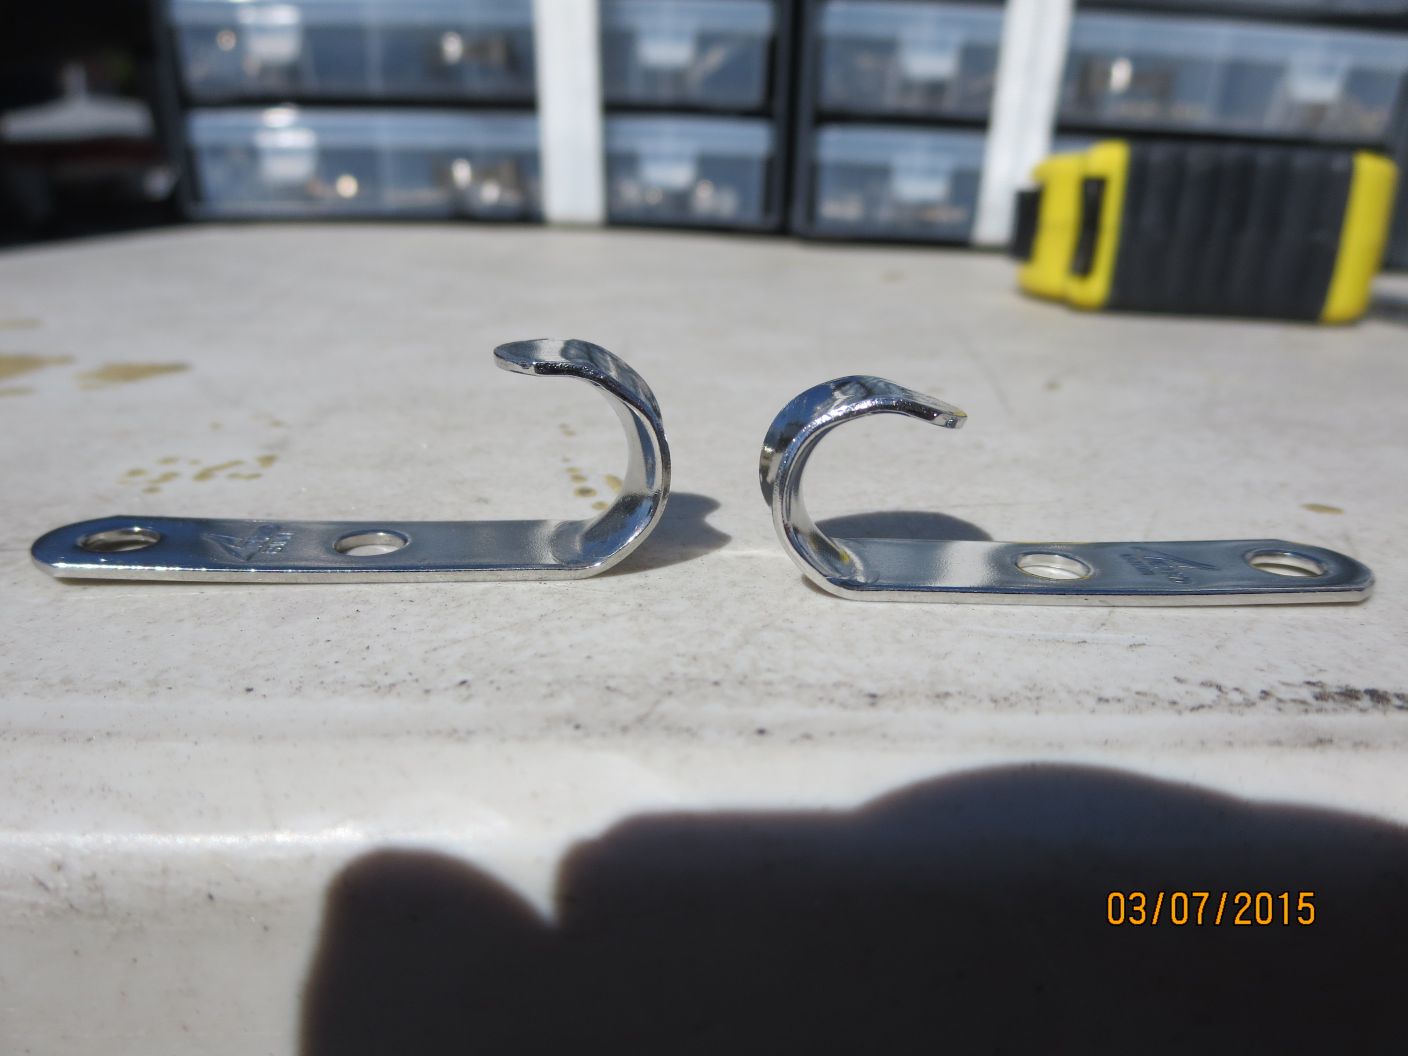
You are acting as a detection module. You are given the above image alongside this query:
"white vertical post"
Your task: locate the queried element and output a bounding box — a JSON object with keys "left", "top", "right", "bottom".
{"left": 533, "top": 0, "right": 606, "bottom": 225}
{"left": 973, "top": 0, "right": 1074, "bottom": 247}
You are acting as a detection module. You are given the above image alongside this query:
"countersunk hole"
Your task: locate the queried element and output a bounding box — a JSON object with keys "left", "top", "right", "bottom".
{"left": 334, "top": 530, "right": 408, "bottom": 557}
{"left": 78, "top": 527, "right": 161, "bottom": 553}
{"left": 1015, "top": 552, "right": 1092, "bottom": 581}
{"left": 1246, "top": 549, "right": 1326, "bottom": 578}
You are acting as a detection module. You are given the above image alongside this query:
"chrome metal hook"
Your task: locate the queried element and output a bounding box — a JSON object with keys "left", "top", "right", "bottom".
{"left": 32, "top": 339, "right": 670, "bottom": 582}
{"left": 760, "top": 376, "right": 1372, "bottom": 605}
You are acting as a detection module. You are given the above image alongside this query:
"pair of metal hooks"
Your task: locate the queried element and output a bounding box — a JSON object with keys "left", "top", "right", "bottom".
{"left": 32, "top": 339, "right": 1372, "bottom": 605}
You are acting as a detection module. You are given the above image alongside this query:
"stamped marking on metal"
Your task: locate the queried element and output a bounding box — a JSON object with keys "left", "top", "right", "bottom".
{"left": 1118, "top": 546, "right": 1219, "bottom": 584}
{"left": 205, "top": 524, "right": 294, "bottom": 562}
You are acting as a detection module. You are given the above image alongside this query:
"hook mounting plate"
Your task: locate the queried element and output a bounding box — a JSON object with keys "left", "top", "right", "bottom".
{"left": 32, "top": 339, "right": 670, "bottom": 583}
{"left": 760, "top": 376, "right": 1373, "bottom": 605}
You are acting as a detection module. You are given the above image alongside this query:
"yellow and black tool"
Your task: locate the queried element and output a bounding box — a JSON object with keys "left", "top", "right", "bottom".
{"left": 1011, "top": 139, "right": 1398, "bottom": 323}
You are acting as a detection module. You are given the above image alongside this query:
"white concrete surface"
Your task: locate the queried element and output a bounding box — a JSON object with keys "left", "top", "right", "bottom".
{"left": 1, "top": 224, "right": 1406, "bottom": 1053}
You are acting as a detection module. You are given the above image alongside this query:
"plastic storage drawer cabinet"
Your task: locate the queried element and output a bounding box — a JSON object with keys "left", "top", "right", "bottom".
{"left": 1079, "top": 0, "right": 1408, "bottom": 15}
{"left": 605, "top": 115, "right": 774, "bottom": 227}
{"left": 1060, "top": 12, "right": 1408, "bottom": 143}
{"left": 170, "top": 0, "right": 536, "bottom": 102}
{"left": 601, "top": 0, "right": 776, "bottom": 110}
{"left": 187, "top": 108, "right": 541, "bottom": 219}
{"left": 809, "top": 125, "right": 984, "bottom": 241}
{"left": 815, "top": 1, "right": 1002, "bottom": 120}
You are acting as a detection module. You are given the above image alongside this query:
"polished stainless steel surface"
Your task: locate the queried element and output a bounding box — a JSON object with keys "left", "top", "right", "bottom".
{"left": 32, "top": 339, "right": 670, "bottom": 582}
{"left": 760, "top": 376, "right": 1373, "bottom": 604}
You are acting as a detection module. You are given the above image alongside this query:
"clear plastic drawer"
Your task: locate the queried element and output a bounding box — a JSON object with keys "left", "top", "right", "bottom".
{"left": 816, "top": 1, "right": 1002, "bottom": 120}
{"left": 810, "top": 125, "right": 985, "bottom": 241}
{"left": 605, "top": 115, "right": 774, "bottom": 227}
{"left": 601, "top": 0, "right": 776, "bottom": 110}
{"left": 1060, "top": 12, "right": 1408, "bottom": 142}
{"left": 188, "top": 107, "right": 541, "bottom": 218}
{"left": 1084, "top": 0, "right": 1408, "bottom": 16}
{"left": 171, "top": 0, "right": 536, "bottom": 102}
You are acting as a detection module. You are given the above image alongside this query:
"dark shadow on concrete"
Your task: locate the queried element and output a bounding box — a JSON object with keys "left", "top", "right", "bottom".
{"left": 607, "top": 492, "right": 730, "bottom": 575}
{"left": 1368, "top": 290, "right": 1408, "bottom": 327}
{"left": 798, "top": 510, "right": 992, "bottom": 595}
{"left": 301, "top": 765, "right": 1408, "bottom": 1054}
{"left": 816, "top": 509, "right": 992, "bottom": 543}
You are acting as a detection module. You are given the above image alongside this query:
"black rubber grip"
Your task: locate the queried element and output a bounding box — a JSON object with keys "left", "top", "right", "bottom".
{"left": 1107, "top": 141, "right": 1352, "bottom": 320}
{"left": 1071, "top": 177, "right": 1107, "bottom": 278}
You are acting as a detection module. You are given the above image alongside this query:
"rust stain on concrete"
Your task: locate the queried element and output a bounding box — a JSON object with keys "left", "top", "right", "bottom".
{"left": 194, "top": 460, "right": 244, "bottom": 482}
{"left": 0, "top": 352, "right": 72, "bottom": 383}
{"left": 78, "top": 362, "right": 189, "bottom": 390}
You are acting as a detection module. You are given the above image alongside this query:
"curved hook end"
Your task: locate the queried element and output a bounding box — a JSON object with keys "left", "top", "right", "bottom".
{"left": 493, "top": 337, "right": 581, "bottom": 376}
{"left": 759, "top": 376, "right": 966, "bottom": 507}
{"left": 496, "top": 339, "right": 670, "bottom": 575}
{"left": 493, "top": 338, "right": 663, "bottom": 420}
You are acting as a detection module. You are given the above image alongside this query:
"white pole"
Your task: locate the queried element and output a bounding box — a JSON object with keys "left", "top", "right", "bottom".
{"left": 533, "top": 0, "right": 606, "bottom": 225}
{"left": 973, "top": 0, "right": 1074, "bottom": 246}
